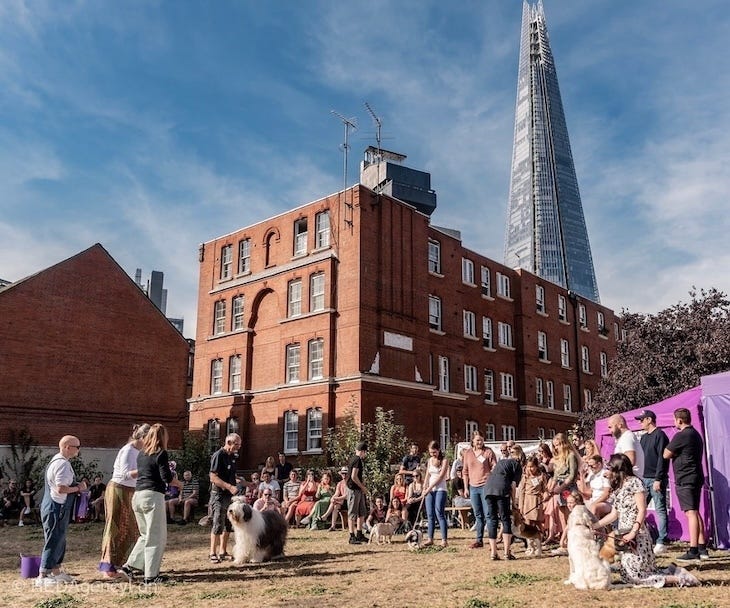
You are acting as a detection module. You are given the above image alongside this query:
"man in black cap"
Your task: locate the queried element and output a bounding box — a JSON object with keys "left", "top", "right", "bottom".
{"left": 346, "top": 441, "right": 368, "bottom": 545}
{"left": 636, "top": 409, "right": 669, "bottom": 554}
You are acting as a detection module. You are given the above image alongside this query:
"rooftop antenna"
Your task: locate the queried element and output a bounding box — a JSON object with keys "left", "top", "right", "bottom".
{"left": 364, "top": 101, "right": 382, "bottom": 160}
{"left": 331, "top": 110, "right": 358, "bottom": 192}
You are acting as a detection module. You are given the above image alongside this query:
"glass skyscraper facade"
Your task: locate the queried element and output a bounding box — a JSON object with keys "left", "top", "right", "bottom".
{"left": 504, "top": 1, "right": 600, "bottom": 302}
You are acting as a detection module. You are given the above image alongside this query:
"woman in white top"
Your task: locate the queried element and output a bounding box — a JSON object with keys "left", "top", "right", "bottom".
{"left": 579, "top": 454, "right": 612, "bottom": 518}
{"left": 422, "top": 440, "right": 450, "bottom": 548}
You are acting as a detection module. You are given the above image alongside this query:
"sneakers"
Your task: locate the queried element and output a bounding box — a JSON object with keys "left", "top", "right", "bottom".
{"left": 355, "top": 531, "right": 367, "bottom": 542}
{"left": 143, "top": 575, "right": 169, "bottom": 585}
{"left": 699, "top": 550, "right": 711, "bottom": 560}
{"left": 348, "top": 535, "right": 361, "bottom": 545}
{"left": 54, "top": 572, "right": 76, "bottom": 584}
{"left": 469, "top": 540, "right": 484, "bottom": 549}
{"left": 23, "top": 506, "right": 31, "bottom": 515}
{"left": 653, "top": 543, "right": 667, "bottom": 555}
{"left": 35, "top": 575, "right": 58, "bottom": 587}
{"left": 120, "top": 565, "right": 139, "bottom": 579}
{"left": 676, "top": 550, "right": 701, "bottom": 563}
{"left": 18, "top": 520, "right": 24, "bottom": 527}
{"left": 470, "top": 523, "right": 477, "bottom": 531}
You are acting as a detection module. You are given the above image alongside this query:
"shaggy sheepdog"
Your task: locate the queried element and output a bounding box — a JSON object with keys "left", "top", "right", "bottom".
{"left": 227, "top": 499, "right": 288, "bottom": 564}
{"left": 563, "top": 505, "right": 611, "bottom": 590}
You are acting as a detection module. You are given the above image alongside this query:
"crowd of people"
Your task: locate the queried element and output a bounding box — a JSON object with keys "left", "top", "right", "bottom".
{"left": 8, "top": 404, "right": 708, "bottom": 589}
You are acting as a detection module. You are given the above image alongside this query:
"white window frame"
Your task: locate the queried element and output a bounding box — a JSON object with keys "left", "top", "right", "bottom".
{"left": 231, "top": 295, "right": 245, "bottom": 331}
{"left": 283, "top": 410, "right": 298, "bottom": 454}
{"left": 579, "top": 303, "right": 587, "bottom": 328}
{"left": 581, "top": 345, "right": 590, "bottom": 373}
{"left": 485, "top": 423, "right": 496, "bottom": 441}
{"left": 537, "top": 427, "right": 545, "bottom": 440}
{"left": 463, "top": 310, "right": 476, "bottom": 338}
{"left": 600, "top": 352, "right": 608, "bottom": 378}
{"left": 536, "top": 285, "right": 545, "bottom": 313}
{"left": 286, "top": 343, "right": 300, "bottom": 384}
{"left": 547, "top": 380, "right": 555, "bottom": 409}
{"left": 220, "top": 244, "right": 233, "bottom": 279}
{"left": 482, "top": 316, "right": 493, "bottom": 349}
{"left": 465, "top": 420, "right": 479, "bottom": 442}
{"left": 315, "top": 211, "right": 330, "bottom": 249}
{"left": 498, "top": 322, "right": 513, "bottom": 348}
{"left": 428, "top": 240, "right": 441, "bottom": 274}
{"left": 310, "top": 273, "right": 325, "bottom": 312}
{"left": 211, "top": 359, "right": 223, "bottom": 394}
{"left": 464, "top": 364, "right": 478, "bottom": 393}
{"left": 597, "top": 311, "right": 605, "bottom": 332}
{"left": 308, "top": 338, "right": 324, "bottom": 380}
{"left": 560, "top": 339, "right": 570, "bottom": 367}
{"left": 563, "top": 384, "right": 572, "bottom": 411}
{"left": 213, "top": 300, "right": 226, "bottom": 335}
{"left": 229, "top": 355, "right": 241, "bottom": 392}
{"left": 438, "top": 356, "right": 449, "bottom": 392}
{"left": 287, "top": 279, "right": 302, "bottom": 317}
{"left": 481, "top": 266, "right": 491, "bottom": 297}
{"left": 538, "top": 331, "right": 548, "bottom": 361}
{"left": 536, "top": 378, "right": 544, "bottom": 406}
{"left": 293, "top": 218, "right": 308, "bottom": 256}
{"left": 500, "top": 372, "right": 514, "bottom": 398}
{"left": 429, "top": 295, "right": 442, "bottom": 331}
{"left": 306, "top": 407, "right": 323, "bottom": 451}
{"left": 584, "top": 389, "right": 592, "bottom": 408}
{"left": 439, "top": 416, "right": 450, "bottom": 450}
{"left": 497, "top": 272, "right": 511, "bottom": 299}
{"left": 238, "top": 238, "right": 251, "bottom": 274}
{"left": 461, "top": 257, "right": 475, "bottom": 285}
{"left": 484, "top": 369, "right": 495, "bottom": 403}
{"left": 558, "top": 294, "right": 567, "bottom": 321}
{"left": 502, "top": 425, "right": 516, "bottom": 441}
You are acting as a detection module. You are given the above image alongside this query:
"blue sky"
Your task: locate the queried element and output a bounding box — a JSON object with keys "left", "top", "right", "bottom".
{"left": 1, "top": 1, "right": 728, "bottom": 338}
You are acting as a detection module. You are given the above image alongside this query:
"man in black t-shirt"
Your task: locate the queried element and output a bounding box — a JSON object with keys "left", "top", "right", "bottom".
{"left": 346, "top": 441, "right": 368, "bottom": 545}
{"left": 664, "top": 408, "right": 708, "bottom": 562}
{"left": 208, "top": 434, "right": 241, "bottom": 562}
{"left": 636, "top": 409, "right": 669, "bottom": 554}
{"left": 398, "top": 443, "right": 422, "bottom": 485}
{"left": 275, "top": 452, "right": 293, "bottom": 487}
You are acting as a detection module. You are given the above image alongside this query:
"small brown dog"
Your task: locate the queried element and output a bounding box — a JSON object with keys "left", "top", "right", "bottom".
{"left": 512, "top": 507, "right": 543, "bottom": 557}
{"left": 368, "top": 522, "right": 395, "bottom": 544}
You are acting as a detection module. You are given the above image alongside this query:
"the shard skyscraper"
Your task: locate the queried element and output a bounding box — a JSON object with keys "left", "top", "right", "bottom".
{"left": 504, "top": 1, "right": 600, "bottom": 302}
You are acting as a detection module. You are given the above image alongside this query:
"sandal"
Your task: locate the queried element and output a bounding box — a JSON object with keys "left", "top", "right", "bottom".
{"left": 218, "top": 552, "right": 231, "bottom": 561}
{"left": 209, "top": 554, "right": 221, "bottom": 563}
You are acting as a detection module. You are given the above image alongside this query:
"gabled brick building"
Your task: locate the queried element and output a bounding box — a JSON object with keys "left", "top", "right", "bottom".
{"left": 190, "top": 173, "right": 620, "bottom": 467}
{"left": 0, "top": 244, "right": 191, "bottom": 451}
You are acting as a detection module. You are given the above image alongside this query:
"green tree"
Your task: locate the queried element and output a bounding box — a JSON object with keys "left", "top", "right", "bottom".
{"left": 169, "top": 431, "right": 212, "bottom": 506}
{"left": 579, "top": 288, "right": 730, "bottom": 436}
{"left": 1, "top": 427, "right": 45, "bottom": 485}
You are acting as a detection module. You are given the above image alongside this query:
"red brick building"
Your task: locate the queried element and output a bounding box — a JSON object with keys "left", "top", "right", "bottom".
{"left": 0, "top": 244, "right": 192, "bottom": 450}
{"left": 190, "top": 176, "right": 621, "bottom": 467}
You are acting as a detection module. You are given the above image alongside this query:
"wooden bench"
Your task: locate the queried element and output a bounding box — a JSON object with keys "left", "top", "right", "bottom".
{"left": 445, "top": 506, "right": 472, "bottom": 529}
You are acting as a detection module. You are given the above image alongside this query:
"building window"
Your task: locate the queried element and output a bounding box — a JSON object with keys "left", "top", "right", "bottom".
{"left": 536, "top": 285, "right": 545, "bottom": 313}
{"left": 220, "top": 244, "right": 233, "bottom": 279}
{"left": 538, "top": 331, "right": 548, "bottom": 361}
{"left": 498, "top": 322, "right": 513, "bottom": 348}
{"left": 582, "top": 345, "right": 590, "bottom": 373}
{"left": 597, "top": 311, "right": 606, "bottom": 332}
{"left": 438, "top": 356, "right": 449, "bottom": 392}
{"left": 482, "top": 317, "right": 493, "bottom": 349}
{"left": 600, "top": 352, "right": 608, "bottom": 378}
{"left": 315, "top": 211, "right": 330, "bottom": 249}
{"left": 308, "top": 338, "right": 324, "bottom": 380}
{"left": 563, "top": 384, "right": 572, "bottom": 411}
{"left": 464, "top": 364, "right": 478, "bottom": 393}
{"left": 429, "top": 295, "right": 442, "bottom": 331}
{"left": 310, "top": 273, "right": 325, "bottom": 312}
{"left": 484, "top": 369, "right": 495, "bottom": 403}
{"left": 547, "top": 380, "right": 554, "bottom": 409}
{"left": 210, "top": 359, "right": 223, "bottom": 394}
{"left": 584, "top": 389, "right": 592, "bottom": 408}
{"left": 502, "top": 425, "right": 516, "bottom": 441}
{"left": 497, "top": 272, "right": 511, "bottom": 298}
{"left": 578, "top": 303, "right": 587, "bottom": 328}
{"left": 485, "top": 423, "right": 496, "bottom": 441}
{"left": 536, "top": 378, "right": 544, "bottom": 406}
{"left": 548, "top": 428, "right": 556, "bottom": 439}
{"left": 428, "top": 240, "right": 441, "bottom": 274}
{"left": 286, "top": 343, "right": 300, "bottom": 383}
{"left": 265, "top": 231, "right": 276, "bottom": 267}
{"left": 238, "top": 239, "right": 251, "bottom": 274}
{"left": 226, "top": 416, "right": 239, "bottom": 436}
{"left": 213, "top": 300, "right": 226, "bottom": 335}
{"left": 229, "top": 355, "right": 241, "bottom": 392}
{"left": 558, "top": 295, "right": 567, "bottom": 322}
{"left": 463, "top": 310, "right": 476, "bottom": 338}
{"left": 284, "top": 410, "right": 298, "bottom": 454}
{"left": 481, "top": 266, "right": 491, "bottom": 297}
{"left": 231, "top": 295, "right": 244, "bottom": 331}
{"left": 439, "top": 416, "right": 450, "bottom": 451}
{"left": 287, "top": 279, "right": 302, "bottom": 317}
{"left": 306, "top": 408, "right": 323, "bottom": 451}
{"left": 560, "top": 339, "right": 570, "bottom": 367}
{"left": 465, "top": 420, "right": 479, "bottom": 442}
{"left": 462, "top": 258, "right": 475, "bottom": 285}
{"left": 293, "top": 218, "right": 308, "bottom": 256}
{"left": 614, "top": 322, "right": 620, "bottom": 340}
{"left": 207, "top": 418, "right": 220, "bottom": 454}
{"left": 500, "top": 373, "right": 514, "bottom": 398}
{"left": 537, "top": 427, "right": 545, "bottom": 440}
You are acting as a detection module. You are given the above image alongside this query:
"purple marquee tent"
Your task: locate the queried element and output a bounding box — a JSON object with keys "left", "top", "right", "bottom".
{"left": 594, "top": 370, "right": 730, "bottom": 549}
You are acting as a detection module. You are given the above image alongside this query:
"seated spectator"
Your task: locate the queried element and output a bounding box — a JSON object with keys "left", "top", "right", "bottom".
{"left": 258, "top": 470, "right": 281, "bottom": 502}
{"left": 1, "top": 479, "right": 21, "bottom": 523}
{"left": 254, "top": 489, "right": 281, "bottom": 512}
{"left": 319, "top": 467, "right": 349, "bottom": 531}
{"left": 578, "top": 454, "right": 612, "bottom": 518}
{"left": 389, "top": 473, "right": 408, "bottom": 522}
{"left": 167, "top": 470, "right": 200, "bottom": 524}
{"left": 405, "top": 470, "right": 424, "bottom": 524}
{"left": 89, "top": 475, "right": 107, "bottom": 522}
{"left": 451, "top": 465, "right": 471, "bottom": 508}
{"left": 365, "top": 495, "right": 387, "bottom": 532}
{"left": 18, "top": 479, "right": 36, "bottom": 526}
{"left": 450, "top": 442, "right": 469, "bottom": 480}
{"left": 281, "top": 470, "right": 302, "bottom": 524}
{"left": 261, "top": 456, "right": 277, "bottom": 480}
{"left": 294, "top": 470, "right": 318, "bottom": 526}
{"left": 386, "top": 496, "right": 405, "bottom": 532}
{"left": 307, "top": 471, "right": 334, "bottom": 529}
{"left": 244, "top": 472, "right": 260, "bottom": 505}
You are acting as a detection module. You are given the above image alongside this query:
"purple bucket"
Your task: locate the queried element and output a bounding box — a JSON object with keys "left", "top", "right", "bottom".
{"left": 20, "top": 554, "right": 41, "bottom": 579}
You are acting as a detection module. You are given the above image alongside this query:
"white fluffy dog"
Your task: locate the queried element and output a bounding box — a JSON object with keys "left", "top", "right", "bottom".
{"left": 563, "top": 505, "right": 611, "bottom": 590}
{"left": 368, "top": 522, "right": 394, "bottom": 544}
{"left": 227, "top": 499, "right": 288, "bottom": 564}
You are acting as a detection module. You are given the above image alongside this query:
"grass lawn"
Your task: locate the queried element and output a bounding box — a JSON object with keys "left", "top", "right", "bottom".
{"left": 2, "top": 520, "right": 728, "bottom": 608}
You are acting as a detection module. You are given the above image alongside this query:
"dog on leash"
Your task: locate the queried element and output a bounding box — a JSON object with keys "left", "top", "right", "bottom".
{"left": 227, "top": 498, "right": 288, "bottom": 564}
{"left": 511, "top": 507, "right": 543, "bottom": 557}
{"left": 563, "top": 505, "right": 611, "bottom": 590}
{"left": 368, "top": 522, "right": 395, "bottom": 544}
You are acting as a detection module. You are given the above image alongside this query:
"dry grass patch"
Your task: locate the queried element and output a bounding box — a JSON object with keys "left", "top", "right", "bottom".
{"left": 2, "top": 521, "right": 728, "bottom": 608}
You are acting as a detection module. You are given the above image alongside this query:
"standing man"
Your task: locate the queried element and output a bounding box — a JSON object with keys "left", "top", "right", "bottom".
{"left": 607, "top": 414, "right": 644, "bottom": 477}
{"left": 398, "top": 443, "right": 421, "bottom": 485}
{"left": 37, "top": 435, "right": 87, "bottom": 587}
{"left": 346, "top": 441, "right": 368, "bottom": 545}
{"left": 635, "top": 409, "right": 669, "bottom": 554}
{"left": 664, "top": 407, "right": 709, "bottom": 562}
{"left": 275, "top": 452, "right": 293, "bottom": 487}
{"left": 462, "top": 434, "right": 497, "bottom": 549}
{"left": 208, "top": 433, "right": 241, "bottom": 563}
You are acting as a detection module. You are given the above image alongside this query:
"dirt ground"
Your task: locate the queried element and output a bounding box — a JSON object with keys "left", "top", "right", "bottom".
{"left": 1, "top": 520, "right": 728, "bottom": 608}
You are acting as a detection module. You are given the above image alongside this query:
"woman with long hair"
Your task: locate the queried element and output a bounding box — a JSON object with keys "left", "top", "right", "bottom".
{"left": 98, "top": 424, "right": 150, "bottom": 578}
{"left": 294, "top": 470, "right": 318, "bottom": 526}
{"left": 593, "top": 454, "right": 699, "bottom": 587}
{"left": 389, "top": 473, "right": 408, "bottom": 522}
{"left": 548, "top": 433, "right": 579, "bottom": 555}
{"left": 308, "top": 471, "right": 334, "bottom": 529}
{"left": 122, "top": 424, "right": 178, "bottom": 584}
{"left": 422, "top": 440, "right": 449, "bottom": 548}
{"left": 405, "top": 469, "right": 424, "bottom": 524}
{"left": 462, "top": 433, "right": 497, "bottom": 549}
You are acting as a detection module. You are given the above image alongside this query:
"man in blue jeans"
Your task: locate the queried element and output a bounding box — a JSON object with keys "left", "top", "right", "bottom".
{"left": 636, "top": 409, "right": 669, "bottom": 554}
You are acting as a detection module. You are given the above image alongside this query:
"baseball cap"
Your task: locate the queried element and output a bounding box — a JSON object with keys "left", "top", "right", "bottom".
{"left": 339, "top": 467, "right": 348, "bottom": 474}
{"left": 634, "top": 409, "right": 656, "bottom": 422}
